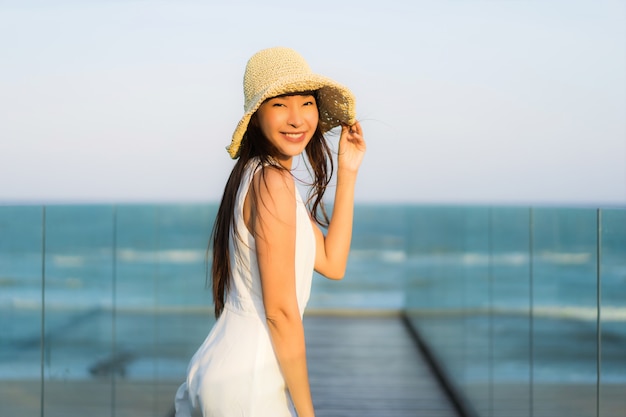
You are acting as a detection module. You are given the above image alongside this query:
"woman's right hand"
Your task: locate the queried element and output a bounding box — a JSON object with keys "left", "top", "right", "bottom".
{"left": 338, "top": 121, "right": 366, "bottom": 173}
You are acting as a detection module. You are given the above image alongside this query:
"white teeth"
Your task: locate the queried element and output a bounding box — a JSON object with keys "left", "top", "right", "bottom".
{"left": 285, "top": 133, "right": 301, "bottom": 138}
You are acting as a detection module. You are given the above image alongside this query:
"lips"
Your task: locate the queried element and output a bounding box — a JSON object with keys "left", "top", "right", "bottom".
{"left": 282, "top": 132, "right": 306, "bottom": 142}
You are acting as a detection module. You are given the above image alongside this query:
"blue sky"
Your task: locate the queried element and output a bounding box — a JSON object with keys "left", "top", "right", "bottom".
{"left": 1, "top": 0, "right": 624, "bottom": 205}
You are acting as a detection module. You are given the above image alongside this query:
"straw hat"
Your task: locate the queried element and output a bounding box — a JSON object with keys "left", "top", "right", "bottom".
{"left": 226, "top": 47, "right": 356, "bottom": 159}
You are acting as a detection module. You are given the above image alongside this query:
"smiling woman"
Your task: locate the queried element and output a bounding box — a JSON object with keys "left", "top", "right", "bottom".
{"left": 174, "top": 47, "right": 365, "bottom": 417}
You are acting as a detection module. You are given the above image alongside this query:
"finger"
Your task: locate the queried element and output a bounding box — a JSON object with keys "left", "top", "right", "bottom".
{"left": 348, "top": 121, "right": 361, "bottom": 136}
{"left": 339, "top": 125, "right": 349, "bottom": 141}
{"left": 340, "top": 124, "right": 348, "bottom": 134}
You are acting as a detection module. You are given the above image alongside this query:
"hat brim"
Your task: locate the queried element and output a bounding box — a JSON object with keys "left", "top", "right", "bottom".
{"left": 227, "top": 74, "right": 355, "bottom": 159}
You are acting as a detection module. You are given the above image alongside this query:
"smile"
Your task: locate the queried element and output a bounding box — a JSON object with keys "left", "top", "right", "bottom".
{"left": 282, "top": 132, "right": 306, "bottom": 142}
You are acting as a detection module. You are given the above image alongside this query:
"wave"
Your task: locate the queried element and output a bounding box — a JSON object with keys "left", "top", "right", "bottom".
{"left": 45, "top": 248, "right": 207, "bottom": 265}
{"left": 0, "top": 277, "right": 21, "bottom": 287}
{"left": 5, "top": 293, "right": 625, "bottom": 322}
{"left": 406, "top": 305, "right": 626, "bottom": 322}
{"left": 531, "top": 305, "right": 626, "bottom": 321}
{"left": 0, "top": 297, "right": 213, "bottom": 315}
{"left": 491, "top": 305, "right": 625, "bottom": 321}
{"left": 461, "top": 252, "right": 528, "bottom": 266}
{"left": 537, "top": 251, "right": 592, "bottom": 265}
{"left": 116, "top": 248, "right": 205, "bottom": 263}
{"left": 51, "top": 255, "right": 85, "bottom": 267}
{"left": 405, "top": 250, "right": 594, "bottom": 266}
{"left": 349, "top": 249, "right": 406, "bottom": 263}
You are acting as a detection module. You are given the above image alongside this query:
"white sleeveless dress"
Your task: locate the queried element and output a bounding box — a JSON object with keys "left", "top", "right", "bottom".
{"left": 175, "top": 158, "right": 316, "bottom": 417}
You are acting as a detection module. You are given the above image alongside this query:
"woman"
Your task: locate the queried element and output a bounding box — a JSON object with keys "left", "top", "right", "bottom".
{"left": 175, "top": 47, "right": 366, "bottom": 417}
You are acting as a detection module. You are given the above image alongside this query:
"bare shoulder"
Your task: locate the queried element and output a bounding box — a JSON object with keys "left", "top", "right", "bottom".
{"left": 252, "top": 165, "right": 295, "bottom": 201}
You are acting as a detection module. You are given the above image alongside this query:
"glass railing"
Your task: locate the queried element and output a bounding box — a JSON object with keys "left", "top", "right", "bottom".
{"left": 404, "top": 206, "right": 626, "bottom": 417}
{"left": 0, "top": 204, "right": 624, "bottom": 416}
{"left": 0, "top": 205, "right": 218, "bottom": 416}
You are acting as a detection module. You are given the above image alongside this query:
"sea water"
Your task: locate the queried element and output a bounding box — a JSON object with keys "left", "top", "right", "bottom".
{"left": 0, "top": 204, "right": 624, "bottom": 384}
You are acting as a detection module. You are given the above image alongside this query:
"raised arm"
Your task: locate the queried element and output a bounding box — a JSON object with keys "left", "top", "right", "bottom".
{"left": 314, "top": 121, "right": 366, "bottom": 279}
{"left": 249, "top": 166, "right": 315, "bottom": 417}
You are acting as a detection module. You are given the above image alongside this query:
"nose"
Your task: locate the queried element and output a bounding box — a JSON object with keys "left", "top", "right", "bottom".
{"left": 287, "top": 106, "right": 303, "bottom": 128}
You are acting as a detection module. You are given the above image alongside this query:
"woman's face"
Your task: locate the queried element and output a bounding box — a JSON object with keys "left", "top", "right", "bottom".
{"left": 255, "top": 93, "right": 319, "bottom": 168}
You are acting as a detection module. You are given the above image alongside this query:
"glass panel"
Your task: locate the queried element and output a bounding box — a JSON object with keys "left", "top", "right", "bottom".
{"left": 531, "top": 208, "right": 598, "bottom": 417}
{"left": 309, "top": 205, "right": 408, "bottom": 311}
{"left": 113, "top": 204, "right": 217, "bottom": 416}
{"left": 42, "top": 205, "right": 116, "bottom": 416}
{"left": 112, "top": 204, "right": 159, "bottom": 416}
{"left": 0, "top": 205, "right": 44, "bottom": 416}
{"left": 459, "top": 207, "right": 491, "bottom": 416}
{"left": 153, "top": 204, "right": 217, "bottom": 407}
{"left": 490, "top": 207, "right": 531, "bottom": 417}
{"left": 599, "top": 209, "right": 626, "bottom": 417}
{"left": 404, "top": 206, "right": 478, "bottom": 412}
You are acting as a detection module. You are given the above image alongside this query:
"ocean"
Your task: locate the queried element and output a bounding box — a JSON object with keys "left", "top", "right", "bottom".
{"left": 0, "top": 204, "right": 624, "bottom": 387}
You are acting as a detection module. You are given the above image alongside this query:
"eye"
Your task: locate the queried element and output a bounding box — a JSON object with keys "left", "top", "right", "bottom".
{"left": 303, "top": 100, "right": 315, "bottom": 106}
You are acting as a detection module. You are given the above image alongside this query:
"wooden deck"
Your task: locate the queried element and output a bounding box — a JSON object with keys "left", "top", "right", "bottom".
{"left": 304, "top": 314, "right": 459, "bottom": 417}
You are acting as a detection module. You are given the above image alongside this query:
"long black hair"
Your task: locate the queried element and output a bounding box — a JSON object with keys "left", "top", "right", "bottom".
{"left": 210, "top": 91, "right": 334, "bottom": 318}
